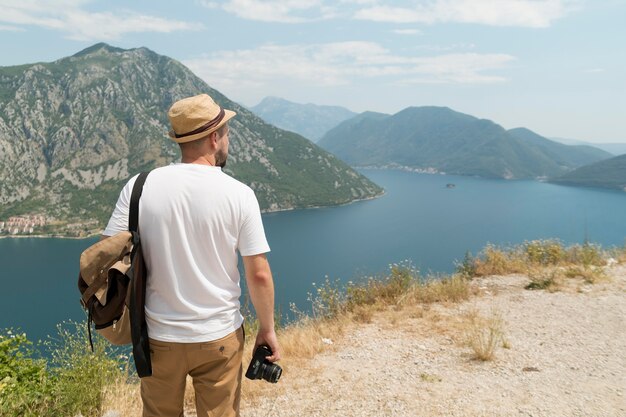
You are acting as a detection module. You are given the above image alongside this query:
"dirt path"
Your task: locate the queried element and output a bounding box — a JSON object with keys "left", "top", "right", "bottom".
{"left": 241, "top": 265, "right": 626, "bottom": 417}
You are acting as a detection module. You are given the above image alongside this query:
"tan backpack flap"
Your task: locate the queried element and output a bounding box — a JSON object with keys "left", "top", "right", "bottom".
{"left": 79, "top": 231, "right": 133, "bottom": 304}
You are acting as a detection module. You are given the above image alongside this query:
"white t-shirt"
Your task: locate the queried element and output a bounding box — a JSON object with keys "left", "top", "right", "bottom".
{"left": 103, "top": 163, "right": 270, "bottom": 343}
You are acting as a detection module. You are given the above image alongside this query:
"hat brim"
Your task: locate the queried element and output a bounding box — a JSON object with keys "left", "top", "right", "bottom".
{"left": 169, "top": 109, "right": 236, "bottom": 144}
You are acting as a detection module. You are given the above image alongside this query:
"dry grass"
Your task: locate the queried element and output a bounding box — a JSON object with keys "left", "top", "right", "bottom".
{"left": 464, "top": 309, "right": 506, "bottom": 361}
{"left": 525, "top": 268, "right": 562, "bottom": 292}
{"left": 420, "top": 372, "right": 442, "bottom": 383}
{"left": 403, "top": 275, "right": 474, "bottom": 305}
{"left": 459, "top": 240, "right": 615, "bottom": 295}
{"left": 98, "top": 240, "right": 619, "bottom": 416}
{"left": 564, "top": 265, "right": 608, "bottom": 284}
{"left": 524, "top": 263, "right": 609, "bottom": 292}
{"left": 617, "top": 247, "right": 626, "bottom": 264}
{"left": 101, "top": 377, "right": 141, "bottom": 417}
{"left": 473, "top": 244, "right": 528, "bottom": 276}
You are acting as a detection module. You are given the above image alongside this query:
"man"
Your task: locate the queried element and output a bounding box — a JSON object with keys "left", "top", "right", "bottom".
{"left": 102, "top": 93, "right": 281, "bottom": 417}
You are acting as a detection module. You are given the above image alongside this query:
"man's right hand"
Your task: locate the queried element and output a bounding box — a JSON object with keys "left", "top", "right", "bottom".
{"left": 254, "top": 328, "right": 281, "bottom": 362}
{"left": 242, "top": 254, "right": 282, "bottom": 362}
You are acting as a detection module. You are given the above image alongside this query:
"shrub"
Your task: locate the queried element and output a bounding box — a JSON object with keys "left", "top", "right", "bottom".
{"left": 567, "top": 243, "right": 605, "bottom": 267}
{"left": 44, "top": 321, "right": 127, "bottom": 417}
{"left": 0, "top": 323, "right": 128, "bottom": 417}
{"left": 407, "top": 275, "right": 471, "bottom": 304}
{"left": 473, "top": 244, "right": 530, "bottom": 276}
{"left": 525, "top": 240, "right": 565, "bottom": 265}
{"left": 564, "top": 265, "right": 607, "bottom": 284}
{"left": 525, "top": 269, "right": 560, "bottom": 291}
{"left": 455, "top": 251, "right": 477, "bottom": 279}
{"left": 0, "top": 330, "right": 50, "bottom": 417}
{"left": 309, "top": 277, "right": 346, "bottom": 320}
{"left": 465, "top": 310, "right": 505, "bottom": 361}
{"left": 346, "top": 278, "right": 377, "bottom": 309}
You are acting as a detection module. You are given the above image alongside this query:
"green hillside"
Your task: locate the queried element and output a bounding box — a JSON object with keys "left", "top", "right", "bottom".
{"left": 550, "top": 154, "right": 626, "bottom": 191}
{"left": 318, "top": 107, "right": 611, "bottom": 180}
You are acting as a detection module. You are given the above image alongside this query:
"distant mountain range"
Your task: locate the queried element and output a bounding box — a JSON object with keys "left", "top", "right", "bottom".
{"left": 318, "top": 106, "right": 612, "bottom": 180}
{"left": 0, "top": 43, "right": 382, "bottom": 236}
{"left": 251, "top": 96, "right": 357, "bottom": 142}
{"left": 550, "top": 137, "right": 626, "bottom": 156}
{"left": 551, "top": 154, "right": 626, "bottom": 191}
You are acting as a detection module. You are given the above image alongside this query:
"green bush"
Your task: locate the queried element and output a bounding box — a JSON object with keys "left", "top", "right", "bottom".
{"left": 567, "top": 243, "right": 605, "bottom": 267}
{"left": 345, "top": 263, "right": 419, "bottom": 310}
{"left": 455, "top": 251, "right": 477, "bottom": 278}
{"left": 45, "top": 321, "right": 127, "bottom": 417}
{"left": 0, "top": 330, "right": 50, "bottom": 417}
{"left": 0, "top": 323, "right": 127, "bottom": 417}
{"left": 309, "top": 277, "right": 346, "bottom": 319}
{"left": 525, "top": 240, "right": 565, "bottom": 265}
{"left": 525, "top": 270, "right": 559, "bottom": 291}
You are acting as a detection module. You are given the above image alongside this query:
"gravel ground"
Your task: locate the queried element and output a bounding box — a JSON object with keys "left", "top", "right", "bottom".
{"left": 241, "top": 265, "right": 626, "bottom": 417}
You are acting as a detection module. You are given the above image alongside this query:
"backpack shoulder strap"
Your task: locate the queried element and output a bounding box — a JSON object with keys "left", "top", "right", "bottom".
{"left": 126, "top": 170, "right": 152, "bottom": 377}
{"left": 129, "top": 172, "right": 150, "bottom": 233}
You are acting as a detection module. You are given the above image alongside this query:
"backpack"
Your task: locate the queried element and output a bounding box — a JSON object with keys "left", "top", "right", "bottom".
{"left": 77, "top": 171, "right": 152, "bottom": 377}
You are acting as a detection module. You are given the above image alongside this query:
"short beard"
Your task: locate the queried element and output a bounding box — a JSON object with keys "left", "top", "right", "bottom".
{"left": 215, "top": 148, "right": 228, "bottom": 168}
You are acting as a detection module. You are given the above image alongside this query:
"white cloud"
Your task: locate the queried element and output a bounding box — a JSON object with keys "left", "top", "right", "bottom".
{"left": 411, "top": 43, "right": 476, "bottom": 52}
{"left": 204, "top": 0, "right": 579, "bottom": 27}
{"left": 392, "top": 28, "right": 422, "bottom": 35}
{"left": 0, "top": 24, "right": 25, "bottom": 32}
{"left": 183, "top": 41, "right": 515, "bottom": 95}
{"left": 0, "top": 0, "right": 203, "bottom": 40}
{"left": 201, "top": 0, "right": 333, "bottom": 23}
{"left": 583, "top": 68, "right": 605, "bottom": 73}
{"left": 354, "top": 0, "right": 581, "bottom": 27}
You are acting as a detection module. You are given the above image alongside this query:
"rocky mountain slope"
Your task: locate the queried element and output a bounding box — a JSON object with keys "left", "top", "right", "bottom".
{"left": 318, "top": 107, "right": 611, "bottom": 180}
{"left": 251, "top": 96, "right": 357, "bottom": 142}
{"left": 0, "top": 43, "right": 382, "bottom": 236}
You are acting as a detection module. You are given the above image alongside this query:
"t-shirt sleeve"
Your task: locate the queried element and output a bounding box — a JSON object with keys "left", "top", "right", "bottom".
{"left": 102, "top": 175, "right": 138, "bottom": 236}
{"left": 238, "top": 188, "right": 271, "bottom": 256}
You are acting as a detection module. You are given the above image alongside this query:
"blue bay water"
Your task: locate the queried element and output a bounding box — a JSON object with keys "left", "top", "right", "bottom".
{"left": 1, "top": 169, "right": 625, "bottom": 342}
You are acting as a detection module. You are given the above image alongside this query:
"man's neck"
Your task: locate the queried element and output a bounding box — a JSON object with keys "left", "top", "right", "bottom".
{"left": 181, "top": 154, "right": 216, "bottom": 166}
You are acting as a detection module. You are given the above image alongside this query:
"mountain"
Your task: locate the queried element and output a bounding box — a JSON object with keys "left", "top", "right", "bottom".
{"left": 0, "top": 43, "right": 382, "bottom": 236}
{"left": 550, "top": 154, "right": 626, "bottom": 191}
{"left": 507, "top": 128, "right": 612, "bottom": 167}
{"left": 318, "top": 107, "right": 612, "bottom": 179}
{"left": 251, "top": 96, "right": 357, "bottom": 142}
{"left": 550, "top": 137, "right": 626, "bottom": 156}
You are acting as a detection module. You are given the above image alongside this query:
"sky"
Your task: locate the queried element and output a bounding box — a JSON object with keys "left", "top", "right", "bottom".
{"left": 0, "top": 0, "right": 624, "bottom": 143}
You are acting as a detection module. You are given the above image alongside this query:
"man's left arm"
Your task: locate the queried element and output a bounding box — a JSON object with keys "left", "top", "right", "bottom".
{"left": 101, "top": 174, "right": 138, "bottom": 237}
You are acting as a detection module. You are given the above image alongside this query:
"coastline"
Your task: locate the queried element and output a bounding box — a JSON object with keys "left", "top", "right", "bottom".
{"left": 1, "top": 190, "right": 386, "bottom": 240}
{"left": 359, "top": 165, "right": 626, "bottom": 191}
{"left": 260, "top": 189, "right": 386, "bottom": 215}
{"left": 0, "top": 233, "right": 99, "bottom": 240}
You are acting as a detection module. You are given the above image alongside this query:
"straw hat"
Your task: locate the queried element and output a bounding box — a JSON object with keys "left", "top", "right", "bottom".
{"left": 168, "top": 94, "right": 236, "bottom": 143}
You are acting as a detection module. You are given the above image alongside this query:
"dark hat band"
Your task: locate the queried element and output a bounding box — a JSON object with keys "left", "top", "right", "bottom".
{"left": 174, "top": 108, "right": 226, "bottom": 139}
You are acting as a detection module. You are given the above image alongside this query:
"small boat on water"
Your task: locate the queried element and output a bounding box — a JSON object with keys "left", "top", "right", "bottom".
{"left": 446, "top": 183, "right": 456, "bottom": 188}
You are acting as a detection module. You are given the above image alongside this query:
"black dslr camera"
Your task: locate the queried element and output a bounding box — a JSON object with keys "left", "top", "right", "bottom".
{"left": 245, "top": 345, "right": 282, "bottom": 383}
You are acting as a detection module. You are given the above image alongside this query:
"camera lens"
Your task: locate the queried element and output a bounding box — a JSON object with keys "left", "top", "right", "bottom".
{"left": 261, "top": 362, "right": 282, "bottom": 383}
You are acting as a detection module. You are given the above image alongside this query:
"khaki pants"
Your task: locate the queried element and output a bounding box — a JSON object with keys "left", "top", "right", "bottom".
{"left": 141, "top": 327, "right": 244, "bottom": 417}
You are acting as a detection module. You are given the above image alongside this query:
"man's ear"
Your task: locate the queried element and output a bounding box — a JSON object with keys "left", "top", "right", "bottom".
{"left": 208, "top": 131, "right": 219, "bottom": 148}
